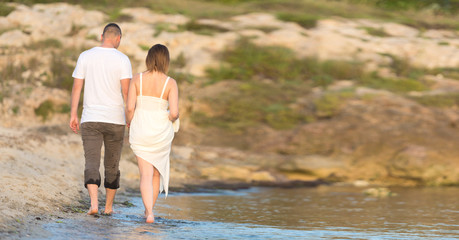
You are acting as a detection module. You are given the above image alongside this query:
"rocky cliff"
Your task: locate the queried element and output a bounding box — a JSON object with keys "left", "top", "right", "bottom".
{"left": 1, "top": 2, "right": 459, "bottom": 191}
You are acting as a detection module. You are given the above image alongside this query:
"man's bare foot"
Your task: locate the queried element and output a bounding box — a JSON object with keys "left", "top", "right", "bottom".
{"left": 146, "top": 213, "right": 155, "bottom": 223}
{"left": 87, "top": 207, "right": 98, "bottom": 215}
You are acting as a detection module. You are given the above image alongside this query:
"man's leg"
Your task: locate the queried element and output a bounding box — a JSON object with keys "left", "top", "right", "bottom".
{"left": 102, "top": 123, "right": 125, "bottom": 214}
{"left": 81, "top": 122, "right": 103, "bottom": 215}
{"left": 87, "top": 184, "right": 99, "bottom": 215}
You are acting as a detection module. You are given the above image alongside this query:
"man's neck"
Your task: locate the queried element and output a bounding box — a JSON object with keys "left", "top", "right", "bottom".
{"left": 100, "top": 43, "right": 116, "bottom": 48}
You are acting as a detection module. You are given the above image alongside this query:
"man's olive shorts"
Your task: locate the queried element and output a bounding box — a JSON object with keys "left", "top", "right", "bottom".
{"left": 81, "top": 122, "right": 125, "bottom": 189}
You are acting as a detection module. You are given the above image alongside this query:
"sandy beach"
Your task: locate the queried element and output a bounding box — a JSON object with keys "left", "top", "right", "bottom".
{"left": 0, "top": 124, "right": 141, "bottom": 232}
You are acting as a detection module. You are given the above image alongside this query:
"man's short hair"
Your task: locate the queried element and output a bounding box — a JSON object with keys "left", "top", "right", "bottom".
{"left": 103, "top": 23, "right": 122, "bottom": 38}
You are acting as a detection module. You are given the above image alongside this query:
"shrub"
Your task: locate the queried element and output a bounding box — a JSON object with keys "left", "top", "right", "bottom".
{"left": 206, "top": 38, "right": 365, "bottom": 85}
{"left": 358, "top": 74, "right": 429, "bottom": 93}
{"left": 361, "top": 27, "right": 390, "bottom": 37}
{"left": 0, "top": 3, "right": 14, "bottom": 16}
{"left": 179, "top": 20, "right": 228, "bottom": 35}
{"left": 35, "top": 100, "right": 55, "bottom": 121}
{"left": 206, "top": 38, "right": 303, "bottom": 82}
{"left": 28, "top": 38, "right": 62, "bottom": 49}
{"left": 172, "top": 52, "right": 187, "bottom": 69}
{"left": 192, "top": 81, "right": 311, "bottom": 131}
{"left": 410, "top": 94, "right": 459, "bottom": 107}
{"left": 313, "top": 90, "right": 355, "bottom": 118}
{"left": 108, "top": 8, "right": 133, "bottom": 22}
{"left": 277, "top": 12, "right": 319, "bottom": 29}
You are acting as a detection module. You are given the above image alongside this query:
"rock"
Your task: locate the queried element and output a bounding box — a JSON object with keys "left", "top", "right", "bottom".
{"left": 363, "top": 187, "right": 397, "bottom": 197}
{"left": 200, "top": 165, "right": 276, "bottom": 183}
{"left": 353, "top": 180, "right": 370, "bottom": 187}
{"left": 6, "top": 3, "right": 104, "bottom": 42}
{"left": 121, "top": 8, "right": 188, "bottom": 25}
{"left": 0, "top": 30, "right": 30, "bottom": 47}
{"left": 381, "top": 22, "right": 419, "bottom": 38}
{"left": 172, "top": 146, "right": 194, "bottom": 160}
{"left": 422, "top": 29, "right": 457, "bottom": 39}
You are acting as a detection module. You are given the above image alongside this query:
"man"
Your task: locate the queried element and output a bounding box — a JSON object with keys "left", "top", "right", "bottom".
{"left": 69, "top": 23, "right": 132, "bottom": 215}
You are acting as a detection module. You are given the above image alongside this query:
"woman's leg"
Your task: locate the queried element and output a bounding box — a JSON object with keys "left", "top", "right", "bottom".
{"left": 152, "top": 166, "right": 161, "bottom": 209}
{"left": 137, "top": 156, "right": 154, "bottom": 222}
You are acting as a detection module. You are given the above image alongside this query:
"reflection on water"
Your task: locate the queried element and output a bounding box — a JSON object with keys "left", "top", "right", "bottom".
{"left": 35, "top": 186, "right": 459, "bottom": 239}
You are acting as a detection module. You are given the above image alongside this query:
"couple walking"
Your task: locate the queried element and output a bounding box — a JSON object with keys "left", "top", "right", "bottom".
{"left": 69, "top": 23, "right": 179, "bottom": 223}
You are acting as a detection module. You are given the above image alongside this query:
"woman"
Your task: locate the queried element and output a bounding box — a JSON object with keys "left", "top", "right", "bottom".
{"left": 126, "top": 44, "right": 179, "bottom": 223}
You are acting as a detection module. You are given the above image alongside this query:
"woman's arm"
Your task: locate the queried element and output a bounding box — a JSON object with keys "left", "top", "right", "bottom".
{"left": 168, "top": 79, "right": 179, "bottom": 122}
{"left": 125, "top": 74, "right": 138, "bottom": 126}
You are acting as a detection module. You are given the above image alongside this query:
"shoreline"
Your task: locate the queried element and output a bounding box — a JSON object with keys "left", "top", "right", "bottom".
{"left": 1, "top": 124, "right": 458, "bottom": 237}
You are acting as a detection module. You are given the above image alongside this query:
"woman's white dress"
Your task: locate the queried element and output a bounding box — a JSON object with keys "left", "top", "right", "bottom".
{"left": 129, "top": 73, "right": 174, "bottom": 197}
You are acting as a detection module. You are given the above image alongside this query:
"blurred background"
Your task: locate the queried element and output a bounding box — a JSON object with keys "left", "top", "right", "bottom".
{"left": 1, "top": 0, "right": 459, "bottom": 187}
{"left": 1, "top": 0, "right": 459, "bottom": 238}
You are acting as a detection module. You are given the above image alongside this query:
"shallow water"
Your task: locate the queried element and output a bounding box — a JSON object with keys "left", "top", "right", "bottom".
{"left": 28, "top": 186, "right": 459, "bottom": 239}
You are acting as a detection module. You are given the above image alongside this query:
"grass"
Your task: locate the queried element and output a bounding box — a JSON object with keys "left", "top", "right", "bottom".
{"left": 410, "top": 94, "right": 459, "bottom": 108}
{"left": 108, "top": 8, "right": 133, "bottom": 22}
{"left": 0, "top": 3, "right": 14, "bottom": 16}
{"left": 276, "top": 12, "right": 319, "bottom": 29}
{"left": 0, "top": 62, "right": 26, "bottom": 82}
{"left": 314, "top": 90, "right": 355, "bottom": 118}
{"left": 6, "top": 0, "right": 459, "bottom": 30}
{"left": 206, "top": 38, "right": 365, "bottom": 86}
{"left": 191, "top": 81, "right": 311, "bottom": 131}
{"left": 178, "top": 20, "right": 229, "bottom": 35}
{"left": 361, "top": 27, "right": 390, "bottom": 37}
{"left": 34, "top": 100, "right": 55, "bottom": 121}
{"left": 27, "top": 38, "right": 63, "bottom": 49}
{"left": 431, "top": 68, "right": 459, "bottom": 80}
{"left": 43, "top": 47, "right": 84, "bottom": 91}
{"left": 358, "top": 74, "right": 429, "bottom": 93}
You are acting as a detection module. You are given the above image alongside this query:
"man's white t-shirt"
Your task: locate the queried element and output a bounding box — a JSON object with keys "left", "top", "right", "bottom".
{"left": 72, "top": 47, "right": 132, "bottom": 125}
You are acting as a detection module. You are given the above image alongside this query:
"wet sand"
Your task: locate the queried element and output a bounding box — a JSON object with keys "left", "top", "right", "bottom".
{"left": 0, "top": 125, "right": 140, "bottom": 234}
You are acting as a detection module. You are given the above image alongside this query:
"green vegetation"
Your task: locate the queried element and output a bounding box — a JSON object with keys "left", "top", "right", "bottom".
{"left": 206, "top": 38, "right": 364, "bottom": 85}
{"left": 178, "top": 20, "right": 228, "bottom": 35}
{"left": 7, "top": 0, "right": 458, "bottom": 30}
{"left": 34, "top": 100, "right": 70, "bottom": 121}
{"left": 191, "top": 81, "right": 311, "bottom": 131}
{"left": 108, "top": 8, "right": 133, "bottom": 22}
{"left": 277, "top": 12, "right": 319, "bottom": 29}
{"left": 169, "top": 70, "right": 195, "bottom": 84}
{"left": 12, "top": 106, "right": 19, "bottom": 114}
{"left": 0, "top": 3, "right": 15, "bottom": 16}
{"left": 0, "top": 61, "right": 26, "bottom": 82}
{"left": 139, "top": 44, "right": 150, "bottom": 51}
{"left": 410, "top": 93, "right": 459, "bottom": 108}
{"left": 314, "top": 90, "right": 355, "bottom": 118}
{"left": 34, "top": 100, "right": 55, "bottom": 121}
{"left": 358, "top": 74, "right": 429, "bottom": 93}
{"left": 27, "top": 38, "right": 62, "bottom": 49}
{"left": 361, "top": 27, "right": 390, "bottom": 37}
{"left": 172, "top": 52, "right": 187, "bottom": 69}
{"left": 43, "top": 48, "right": 84, "bottom": 91}
{"left": 350, "top": 0, "right": 459, "bottom": 14}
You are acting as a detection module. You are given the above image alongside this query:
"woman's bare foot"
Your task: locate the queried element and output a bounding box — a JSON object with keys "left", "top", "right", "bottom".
{"left": 87, "top": 207, "right": 98, "bottom": 215}
{"left": 145, "top": 213, "right": 155, "bottom": 223}
{"left": 103, "top": 210, "right": 114, "bottom": 215}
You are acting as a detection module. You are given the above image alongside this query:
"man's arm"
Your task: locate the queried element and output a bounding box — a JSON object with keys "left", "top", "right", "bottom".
{"left": 125, "top": 75, "right": 137, "bottom": 127}
{"left": 121, "top": 78, "right": 130, "bottom": 104}
{"left": 69, "top": 78, "right": 84, "bottom": 134}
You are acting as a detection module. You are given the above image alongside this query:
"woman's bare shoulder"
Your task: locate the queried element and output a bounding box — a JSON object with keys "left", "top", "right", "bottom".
{"left": 168, "top": 77, "right": 178, "bottom": 86}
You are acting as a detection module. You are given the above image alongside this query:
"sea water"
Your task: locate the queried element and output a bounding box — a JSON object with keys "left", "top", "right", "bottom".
{"left": 32, "top": 186, "right": 459, "bottom": 239}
